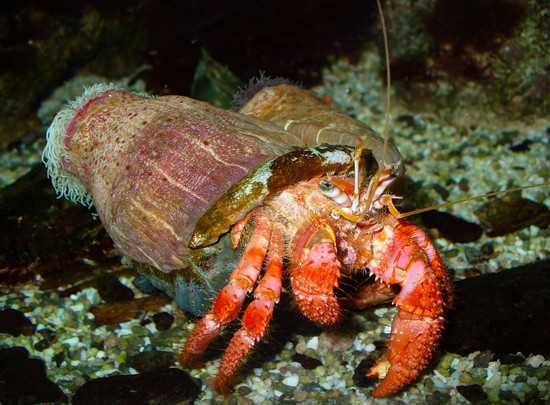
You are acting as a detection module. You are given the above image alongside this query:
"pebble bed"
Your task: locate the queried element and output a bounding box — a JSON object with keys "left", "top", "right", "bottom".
{"left": 1, "top": 282, "right": 549, "bottom": 404}
{"left": 1, "top": 48, "right": 549, "bottom": 403}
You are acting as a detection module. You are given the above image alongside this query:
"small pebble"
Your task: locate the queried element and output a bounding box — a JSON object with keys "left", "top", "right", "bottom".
{"left": 291, "top": 353, "right": 322, "bottom": 370}
{"left": 458, "top": 178, "right": 470, "bottom": 192}
{"left": 237, "top": 385, "right": 253, "bottom": 396}
{"left": 484, "top": 373, "right": 501, "bottom": 390}
{"left": 306, "top": 336, "right": 319, "bottom": 350}
{"left": 295, "top": 340, "right": 306, "bottom": 354}
{"left": 96, "top": 274, "right": 135, "bottom": 303}
{"left": 152, "top": 312, "right": 174, "bottom": 331}
{"left": 34, "top": 338, "right": 51, "bottom": 351}
{"left": 459, "top": 372, "right": 472, "bottom": 384}
{"left": 282, "top": 374, "right": 299, "bottom": 387}
{"left": 294, "top": 389, "right": 308, "bottom": 402}
{"left": 456, "top": 384, "right": 487, "bottom": 403}
{"left": 474, "top": 351, "right": 493, "bottom": 368}
{"left": 527, "top": 354, "right": 545, "bottom": 368}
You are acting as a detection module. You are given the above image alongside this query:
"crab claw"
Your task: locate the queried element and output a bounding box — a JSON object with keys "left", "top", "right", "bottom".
{"left": 360, "top": 216, "right": 453, "bottom": 397}
{"left": 290, "top": 219, "right": 342, "bottom": 326}
{"left": 368, "top": 307, "right": 446, "bottom": 396}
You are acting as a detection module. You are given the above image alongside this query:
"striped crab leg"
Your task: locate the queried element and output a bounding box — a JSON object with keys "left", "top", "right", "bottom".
{"left": 179, "top": 214, "right": 273, "bottom": 368}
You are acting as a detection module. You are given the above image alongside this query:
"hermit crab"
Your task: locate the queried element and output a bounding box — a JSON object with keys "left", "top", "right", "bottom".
{"left": 43, "top": 80, "right": 453, "bottom": 397}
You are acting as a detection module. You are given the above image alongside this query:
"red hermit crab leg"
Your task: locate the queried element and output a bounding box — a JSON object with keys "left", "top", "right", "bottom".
{"left": 215, "top": 223, "right": 284, "bottom": 393}
{"left": 180, "top": 214, "right": 272, "bottom": 367}
{"left": 231, "top": 211, "right": 253, "bottom": 248}
{"left": 359, "top": 215, "right": 453, "bottom": 397}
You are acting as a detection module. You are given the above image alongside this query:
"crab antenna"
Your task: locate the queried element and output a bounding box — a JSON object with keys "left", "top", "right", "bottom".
{"left": 364, "top": 0, "right": 392, "bottom": 212}
{"left": 353, "top": 137, "right": 365, "bottom": 195}
{"left": 377, "top": 0, "right": 391, "bottom": 165}
{"left": 393, "top": 182, "right": 550, "bottom": 219}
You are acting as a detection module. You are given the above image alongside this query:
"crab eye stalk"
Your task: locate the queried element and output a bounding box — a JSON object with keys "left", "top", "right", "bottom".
{"left": 318, "top": 179, "right": 335, "bottom": 193}
{"left": 319, "top": 179, "right": 351, "bottom": 207}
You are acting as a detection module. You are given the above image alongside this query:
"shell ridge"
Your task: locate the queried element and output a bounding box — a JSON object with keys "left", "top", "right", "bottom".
{"left": 42, "top": 83, "right": 152, "bottom": 207}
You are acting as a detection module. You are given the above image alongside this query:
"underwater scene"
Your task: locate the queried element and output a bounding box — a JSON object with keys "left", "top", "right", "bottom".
{"left": 0, "top": 1, "right": 549, "bottom": 404}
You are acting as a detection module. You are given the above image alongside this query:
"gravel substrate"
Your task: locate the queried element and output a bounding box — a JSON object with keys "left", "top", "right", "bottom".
{"left": 1, "top": 47, "right": 549, "bottom": 404}
{"left": 1, "top": 281, "right": 549, "bottom": 404}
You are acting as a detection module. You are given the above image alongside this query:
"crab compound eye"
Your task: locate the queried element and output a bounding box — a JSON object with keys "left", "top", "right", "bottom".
{"left": 319, "top": 179, "right": 335, "bottom": 194}
{"left": 319, "top": 179, "right": 350, "bottom": 207}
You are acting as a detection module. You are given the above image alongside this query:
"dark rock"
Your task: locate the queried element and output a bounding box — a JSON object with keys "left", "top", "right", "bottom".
{"left": 441, "top": 259, "right": 550, "bottom": 356}
{"left": 0, "top": 346, "right": 67, "bottom": 404}
{"left": 58, "top": 285, "right": 83, "bottom": 298}
{"left": 236, "top": 386, "right": 253, "bottom": 396}
{"left": 492, "top": 353, "right": 524, "bottom": 364}
{"left": 0, "top": 164, "right": 120, "bottom": 286}
{"left": 476, "top": 195, "right": 550, "bottom": 236}
{"left": 426, "top": 390, "right": 451, "bottom": 405}
{"left": 0, "top": 308, "right": 35, "bottom": 336}
{"left": 90, "top": 296, "right": 171, "bottom": 325}
{"left": 152, "top": 311, "right": 174, "bottom": 331}
{"left": 127, "top": 350, "right": 175, "bottom": 373}
{"left": 456, "top": 384, "right": 487, "bottom": 404}
{"left": 291, "top": 353, "right": 323, "bottom": 370}
{"left": 464, "top": 243, "right": 494, "bottom": 264}
{"left": 72, "top": 367, "right": 200, "bottom": 405}
{"left": 96, "top": 274, "right": 135, "bottom": 303}
{"left": 352, "top": 358, "right": 376, "bottom": 388}
{"left": 38, "top": 327, "right": 58, "bottom": 343}
{"left": 33, "top": 338, "right": 51, "bottom": 351}
{"left": 473, "top": 351, "right": 493, "bottom": 368}
{"left": 53, "top": 352, "right": 65, "bottom": 367}
{"left": 509, "top": 139, "right": 533, "bottom": 152}
{"left": 421, "top": 210, "right": 483, "bottom": 243}
{"left": 458, "top": 178, "right": 470, "bottom": 192}
{"left": 395, "top": 114, "right": 416, "bottom": 128}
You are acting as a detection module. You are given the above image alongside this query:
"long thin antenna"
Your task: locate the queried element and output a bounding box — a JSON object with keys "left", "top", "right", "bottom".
{"left": 394, "top": 182, "right": 550, "bottom": 219}
{"left": 372, "top": 0, "right": 549, "bottom": 222}
{"left": 364, "top": 0, "right": 392, "bottom": 213}
{"left": 376, "top": 0, "right": 391, "bottom": 164}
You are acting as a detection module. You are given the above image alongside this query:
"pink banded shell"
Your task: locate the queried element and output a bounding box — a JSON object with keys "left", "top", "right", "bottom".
{"left": 44, "top": 84, "right": 305, "bottom": 271}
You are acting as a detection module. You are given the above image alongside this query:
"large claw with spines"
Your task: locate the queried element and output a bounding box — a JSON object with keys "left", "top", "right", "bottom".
{"left": 290, "top": 219, "right": 342, "bottom": 326}
{"left": 359, "top": 215, "right": 453, "bottom": 397}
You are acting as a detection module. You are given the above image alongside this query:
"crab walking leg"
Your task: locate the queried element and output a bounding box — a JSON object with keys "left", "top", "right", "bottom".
{"left": 180, "top": 215, "right": 272, "bottom": 367}
{"left": 362, "top": 216, "right": 453, "bottom": 397}
{"left": 231, "top": 211, "right": 253, "bottom": 249}
{"left": 290, "top": 220, "right": 342, "bottom": 326}
{"left": 215, "top": 224, "right": 284, "bottom": 393}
